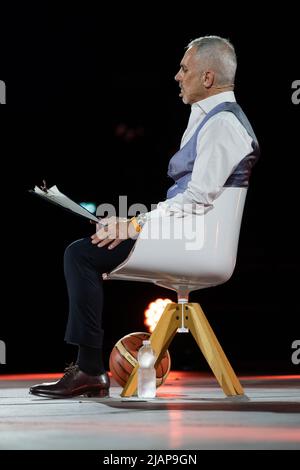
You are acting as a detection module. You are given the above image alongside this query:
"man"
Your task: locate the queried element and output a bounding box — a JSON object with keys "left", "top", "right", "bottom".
{"left": 30, "top": 35, "right": 259, "bottom": 398}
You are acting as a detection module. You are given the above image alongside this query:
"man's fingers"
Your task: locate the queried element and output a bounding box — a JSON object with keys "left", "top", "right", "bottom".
{"left": 97, "top": 238, "right": 122, "bottom": 249}
{"left": 97, "top": 238, "right": 111, "bottom": 248}
{"left": 91, "top": 229, "right": 110, "bottom": 244}
{"left": 90, "top": 218, "right": 128, "bottom": 248}
{"left": 91, "top": 233, "right": 101, "bottom": 244}
{"left": 92, "top": 222, "right": 119, "bottom": 241}
{"left": 107, "top": 239, "right": 122, "bottom": 250}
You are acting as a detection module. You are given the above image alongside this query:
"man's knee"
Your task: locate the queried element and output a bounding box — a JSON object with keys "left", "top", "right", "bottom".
{"left": 64, "top": 238, "right": 89, "bottom": 266}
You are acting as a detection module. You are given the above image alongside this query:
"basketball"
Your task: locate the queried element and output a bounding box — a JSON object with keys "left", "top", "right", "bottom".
{"left": 109, "top": 332, "right": 171, "bottom": 388}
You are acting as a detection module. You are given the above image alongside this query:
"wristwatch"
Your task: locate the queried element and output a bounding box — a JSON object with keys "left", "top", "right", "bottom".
{"left": 130, "top": 213, "right": 148, "bottom": 232}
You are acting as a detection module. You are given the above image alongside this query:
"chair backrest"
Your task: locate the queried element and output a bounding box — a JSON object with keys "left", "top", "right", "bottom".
{"left": 107, "top": 187, "right": 247, "bottom": 293}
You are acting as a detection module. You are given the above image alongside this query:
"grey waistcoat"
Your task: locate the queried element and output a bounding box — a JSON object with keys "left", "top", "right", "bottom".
{"left": 166, "top": 101, "right": 260, "bottom": 199}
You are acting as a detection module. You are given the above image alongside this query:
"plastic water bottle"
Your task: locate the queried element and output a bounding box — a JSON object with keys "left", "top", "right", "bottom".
{"left": 137, "top": 340, "right": 156, "bottom": 399}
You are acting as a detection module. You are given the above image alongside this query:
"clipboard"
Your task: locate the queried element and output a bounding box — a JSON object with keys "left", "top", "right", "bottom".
{"left": 29, "top": 180, "right": 100, "bottom": 223}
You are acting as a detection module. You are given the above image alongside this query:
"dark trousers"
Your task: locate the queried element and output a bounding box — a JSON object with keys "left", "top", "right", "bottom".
{"left": 64, "top": 237, "right": 136, "bottom": 349}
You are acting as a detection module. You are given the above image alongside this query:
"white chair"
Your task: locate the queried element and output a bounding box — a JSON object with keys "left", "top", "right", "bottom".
{"left": 106, "top": 187, "right": 247, "bottom": 397}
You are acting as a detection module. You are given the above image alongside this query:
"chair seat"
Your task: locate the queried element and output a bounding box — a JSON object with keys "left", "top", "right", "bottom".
{"left": 106, "top": 188, "right": 247, "bottom": 292}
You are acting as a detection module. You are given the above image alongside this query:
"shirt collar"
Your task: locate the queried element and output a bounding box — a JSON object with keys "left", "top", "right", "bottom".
{"left": 192, "top": 91, "right": 236, "bottom": 115}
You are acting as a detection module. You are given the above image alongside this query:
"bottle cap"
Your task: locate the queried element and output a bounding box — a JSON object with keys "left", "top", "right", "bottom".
{"left": 143, "top": 340, "right": 151, "bottom": 345}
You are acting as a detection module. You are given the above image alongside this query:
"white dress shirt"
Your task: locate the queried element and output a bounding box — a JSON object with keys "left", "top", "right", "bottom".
{"left": 144, "top": 91, "right": 254, "bottom": 221}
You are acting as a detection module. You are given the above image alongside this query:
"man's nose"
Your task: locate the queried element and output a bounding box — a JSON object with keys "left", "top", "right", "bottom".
{"left": 174, "top": 71, "right": 180, "bottom": 82}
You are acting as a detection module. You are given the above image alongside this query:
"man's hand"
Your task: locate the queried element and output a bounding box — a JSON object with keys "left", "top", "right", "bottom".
{"left": 91, "top": 216, "right": 136, "bottom": 250}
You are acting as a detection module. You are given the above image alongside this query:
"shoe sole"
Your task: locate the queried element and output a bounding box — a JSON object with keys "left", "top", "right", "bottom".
{"left": 29, "top": 388, "right": 109, "bottom": 399}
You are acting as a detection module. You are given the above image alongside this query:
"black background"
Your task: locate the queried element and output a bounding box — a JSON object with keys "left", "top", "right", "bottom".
{"left": 1, "top": 4, "right": 299, "bottom": 375}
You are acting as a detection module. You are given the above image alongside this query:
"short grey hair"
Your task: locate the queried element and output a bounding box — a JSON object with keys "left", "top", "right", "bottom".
{"left": 188, "top": 35, "right": 237, "bottom": 86}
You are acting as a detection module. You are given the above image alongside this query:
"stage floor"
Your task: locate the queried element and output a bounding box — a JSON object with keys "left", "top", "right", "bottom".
{"left": 0, "top": 372, "right": 299, "bottom": 450}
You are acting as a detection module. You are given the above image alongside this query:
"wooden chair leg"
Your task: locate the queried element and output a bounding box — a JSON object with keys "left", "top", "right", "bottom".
{"left": 121, "top": 303, "right": 179, "bottom": 397}
{"left": 121, "top": 301, "right": 244, "bottom": 397}
{"left": 186, "top": 303, "right": 244, "bottom": 396}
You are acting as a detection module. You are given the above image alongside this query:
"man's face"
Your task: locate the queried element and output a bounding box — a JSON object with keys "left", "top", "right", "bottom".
{"left": 175, "top": 46, "right": 206, "bottom": 104}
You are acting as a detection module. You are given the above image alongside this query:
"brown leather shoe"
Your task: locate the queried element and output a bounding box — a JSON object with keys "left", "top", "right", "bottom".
{"left": 29, "top": 364, "right": 110, "bottom": 398}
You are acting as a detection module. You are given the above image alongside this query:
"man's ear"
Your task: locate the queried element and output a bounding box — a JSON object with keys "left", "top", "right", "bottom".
{"left": 203, "top": 70, "right": 215, "bottom": 88}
